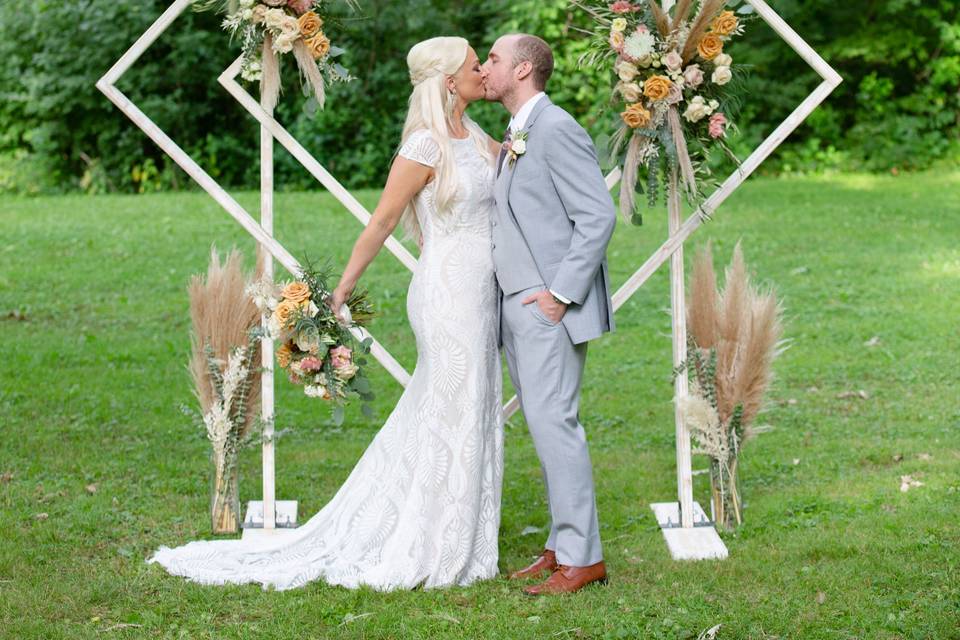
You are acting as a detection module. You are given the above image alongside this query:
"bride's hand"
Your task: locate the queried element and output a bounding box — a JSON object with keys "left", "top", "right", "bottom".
{"left": 329, "top": 285, "right": 350, "bottom": 323}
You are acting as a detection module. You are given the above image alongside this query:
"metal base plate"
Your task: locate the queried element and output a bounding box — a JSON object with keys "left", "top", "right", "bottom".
{"left": 242, "top": 500, "right": 298, "bottom": 529}
{"left": 650, "top": 501, "right": 729, "bottom": 560}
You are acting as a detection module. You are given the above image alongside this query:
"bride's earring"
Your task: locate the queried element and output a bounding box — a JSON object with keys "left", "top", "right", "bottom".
{"left": 445, "top": 87, "right": 457, "bottom": 116}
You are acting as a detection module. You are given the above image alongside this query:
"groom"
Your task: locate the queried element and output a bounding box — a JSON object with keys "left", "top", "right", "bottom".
{"left": 482, "top": 34, "right": 617, "bottom": 595}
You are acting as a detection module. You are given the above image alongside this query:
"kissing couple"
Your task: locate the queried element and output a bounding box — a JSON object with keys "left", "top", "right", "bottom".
{"left": 150, "top": 32, "right": 616, "bottom": 596}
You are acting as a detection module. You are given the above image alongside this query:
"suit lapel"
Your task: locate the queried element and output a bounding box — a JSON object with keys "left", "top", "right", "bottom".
{"left": 503, "top": 95, "right": 552, "bottom": 208}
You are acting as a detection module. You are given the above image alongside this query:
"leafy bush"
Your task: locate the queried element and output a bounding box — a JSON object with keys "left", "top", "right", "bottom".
{"left": 0, "top": 0, "right": 956, "bottom": 194}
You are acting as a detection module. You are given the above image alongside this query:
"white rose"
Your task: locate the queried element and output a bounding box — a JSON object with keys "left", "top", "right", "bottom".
{"left": 683, "top": 96, "right": 711, "bottom": 123}
{"left": 708, "top": 99, "right": 720, "bottom": 111}
{"left": 619, "top": 82, "right": 642, "bottom": 102}
{"left": 241, "top": 8, "right": 253, "bottom": 20}
{"left": 274, "top": 33, "right": 297, "bottom": 53}
{"left": 334, "top": 362, "right": 359, "bottom": 381}
{"left": 511, "top": 138, "right": 526, "bottom": 155}
{"left": 279, "top": 14, "right": 300, "bottom": 36}
{"left": 712, "top": 66, "right": 732, "bottom": 86}
{"left": 295, "top": 330, "right": 319, "bottom": 353}
{"left": 264, "top": 8, "right": 286, "bottom": 30}
{"left": 713, "top": 53, "right": 733, "bottom": 67}
{"left": 267, "top": 315, "right": 283, "bottom": 339}
{"left": 663, "top": 51, "right": 683, "bottom": 72}
{"left": 616, "top": 60, "right": 638, "bottom": 82}
{"left": 683, "top": 64, "right": 704, "bottom": 89}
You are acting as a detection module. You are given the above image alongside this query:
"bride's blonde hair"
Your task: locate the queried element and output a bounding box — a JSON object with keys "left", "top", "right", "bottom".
{"left": 400, "top": 36, "right": 494, "bottom": 242}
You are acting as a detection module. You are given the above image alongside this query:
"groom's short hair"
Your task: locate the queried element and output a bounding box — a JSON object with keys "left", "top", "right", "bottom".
{"left": 512, "top": 34, "right": 554, "bottom": 91}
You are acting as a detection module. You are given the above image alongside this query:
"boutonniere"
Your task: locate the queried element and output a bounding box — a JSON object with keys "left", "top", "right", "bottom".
{"left": 507, "top": 130, "right": 528, "bottom": 168}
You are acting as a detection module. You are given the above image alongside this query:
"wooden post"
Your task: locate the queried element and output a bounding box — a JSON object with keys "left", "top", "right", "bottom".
{"left": 667, "top": 169, "right": 694, "bottom": 528}
{"left": 260, "top": 88, "right": 276, "bottom": 530}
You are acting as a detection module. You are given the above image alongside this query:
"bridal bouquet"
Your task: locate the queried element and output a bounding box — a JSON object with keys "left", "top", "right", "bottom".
{"left": 195, "top": 0, "right": 357, "bottom": 110}
{"left": 247, "top": 259, "right": 376, "bottom": 424}
{"left": 575, "top": 0, "right": 749, "bottom": 222}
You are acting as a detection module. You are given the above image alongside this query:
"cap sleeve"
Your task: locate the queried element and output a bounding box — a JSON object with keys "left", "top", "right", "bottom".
{"left": 398, "top": 130, "right": 440, "bottom": 168}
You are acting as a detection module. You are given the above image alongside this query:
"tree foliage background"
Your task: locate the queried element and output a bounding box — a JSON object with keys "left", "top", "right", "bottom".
{"left": 1, "top": 0, "right": 957, "bottom": 194}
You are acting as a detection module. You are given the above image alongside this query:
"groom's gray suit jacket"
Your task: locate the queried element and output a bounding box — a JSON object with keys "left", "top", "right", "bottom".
{"left": 492, "top": 96, "right": 617, "bottom": 344}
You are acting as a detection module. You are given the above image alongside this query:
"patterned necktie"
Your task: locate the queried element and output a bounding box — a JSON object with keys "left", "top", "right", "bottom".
{"left": 496, "top": 125, "right": 512, "bottom": 178}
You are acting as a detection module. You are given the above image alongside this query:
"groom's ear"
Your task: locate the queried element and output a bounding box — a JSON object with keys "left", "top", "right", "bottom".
{"left": 514, "top": 60, "right": 533, "bottom": 83}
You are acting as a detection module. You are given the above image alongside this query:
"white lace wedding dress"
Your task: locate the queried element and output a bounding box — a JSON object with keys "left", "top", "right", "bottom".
{"left": 148, "top": 129, "right": 504, "bottom": 591}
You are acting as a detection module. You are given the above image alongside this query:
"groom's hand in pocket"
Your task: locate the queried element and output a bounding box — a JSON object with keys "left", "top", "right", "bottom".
{"left": 522, "top": 290, "right": 568, "bottom": 324}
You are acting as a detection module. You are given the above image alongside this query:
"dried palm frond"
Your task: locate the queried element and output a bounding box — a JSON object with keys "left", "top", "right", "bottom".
{"left": 732, "top": 291, "right": 783, "bottom": 428}
{"left": 261, "top": 33, "right": 281, "bottom": 111}
{"left": 648, "top": 0, "right": 672, "bottom": 36}
{"left": 188, "top": 247, "right": 262, "bottom": 435}
{"left": 293, "top": 39, "right": 326, "bottom": 109}
{"left": 680, "top": 0, "right": 726, "bottom": 62}
{"left": 671, "top": 0, "right": 696, "bottom": 30}
{"left": 714, "top": 241, "right": 749, "bottom": 423}
{"left": 619, "top": 132, "right": 644, "bottom": 221}
{"left": 688, "top": 241, "right": 719, "bottom": 349}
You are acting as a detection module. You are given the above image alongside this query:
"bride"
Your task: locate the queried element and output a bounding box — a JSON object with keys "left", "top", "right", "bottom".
{"left": 148, "top": 36, "right": 505, "bottom": 591}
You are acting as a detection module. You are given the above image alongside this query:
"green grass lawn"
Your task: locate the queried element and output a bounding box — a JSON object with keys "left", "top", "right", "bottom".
{"left": 1, "top": 171, "right": 959, "bottom": 639}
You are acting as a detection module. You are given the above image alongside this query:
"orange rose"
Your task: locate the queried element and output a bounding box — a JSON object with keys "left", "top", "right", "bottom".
{"left": 711, "top": 10, "right": 738, "bottom": 36}
{"left": 305, "top": 32, "right": 331, "bottom": 60}
{"left": 642, "top": 75, "right": 673, "bottom": 101}
{"left": 621, "top": 102, "right": 652, "bottom": 129}
{"left": 273, "top": 299, "right": 300, "bottom": 328}
{"left": 698, "top": 33, "right": 724, "bottom": 60}
{"left": 276, "top": 343, "right": 294, "bottom": 369}
{"left": 297, "top": 11, "right": 322, "bottom": 38}
{"left": 281, "top": 281, "right": 311, "bottom": 304}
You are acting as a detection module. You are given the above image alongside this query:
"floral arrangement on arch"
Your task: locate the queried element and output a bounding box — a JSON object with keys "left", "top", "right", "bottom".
{"left": 195, "top": 0, "right": 357, "bottom": 110}
{"left": 246, "top": 259, "right": 376, "bottom": 425}
{"left": 576, "top": 0, "right": 750, "bottom": 223}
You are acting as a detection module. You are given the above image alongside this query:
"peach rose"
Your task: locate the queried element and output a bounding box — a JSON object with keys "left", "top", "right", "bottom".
{"left": 305, "top": 32, "right": 331, "bottom": 59}
{"left": 297, "top": 11, "right": 322, "bottom": 37}
{"left": 642, "top": 75, "right": 673, "bottom": 101}
{"left": 621, "top": 102, "right": 652, "bottom": 129}
{"left": 276, "top": 342, "right": 294, "bottom": 368}
{"left": 711, "top": 10, "right": 739, "bottom": 36}
{"left": 281, "top": 281, "right": 311, "bottom": 304}
{"left": 273, "top": 299, "right": 300, "bottom": 328}
{"left": 609, "top": 29, "right": 625, "bottom": 51}
{"left": 698, "top": 33, "right": 724, "bottom": 60}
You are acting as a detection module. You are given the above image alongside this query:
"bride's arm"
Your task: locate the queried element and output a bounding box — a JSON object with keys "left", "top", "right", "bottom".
{"left": 330, "top": 157, "right": 431, "bottom": 314}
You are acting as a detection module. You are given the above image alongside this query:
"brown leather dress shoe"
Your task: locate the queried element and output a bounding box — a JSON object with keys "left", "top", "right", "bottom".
{"left": 508, "top": 549, "right": 559, "bottom": 580}
{"left": 523, "top": 561, "right": 608, "bottom": 595}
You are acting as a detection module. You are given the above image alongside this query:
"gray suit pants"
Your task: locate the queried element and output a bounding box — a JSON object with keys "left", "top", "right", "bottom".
{"left": 501, "top": 285, "right": 603, "bottom": 566}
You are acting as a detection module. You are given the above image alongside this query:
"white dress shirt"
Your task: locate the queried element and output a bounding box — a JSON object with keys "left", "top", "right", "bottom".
{"left": 507, "top": 92, "right": 571, "bottom": 306}
{"left": 508, "top": 91, "right": 546, "bottom": 135}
